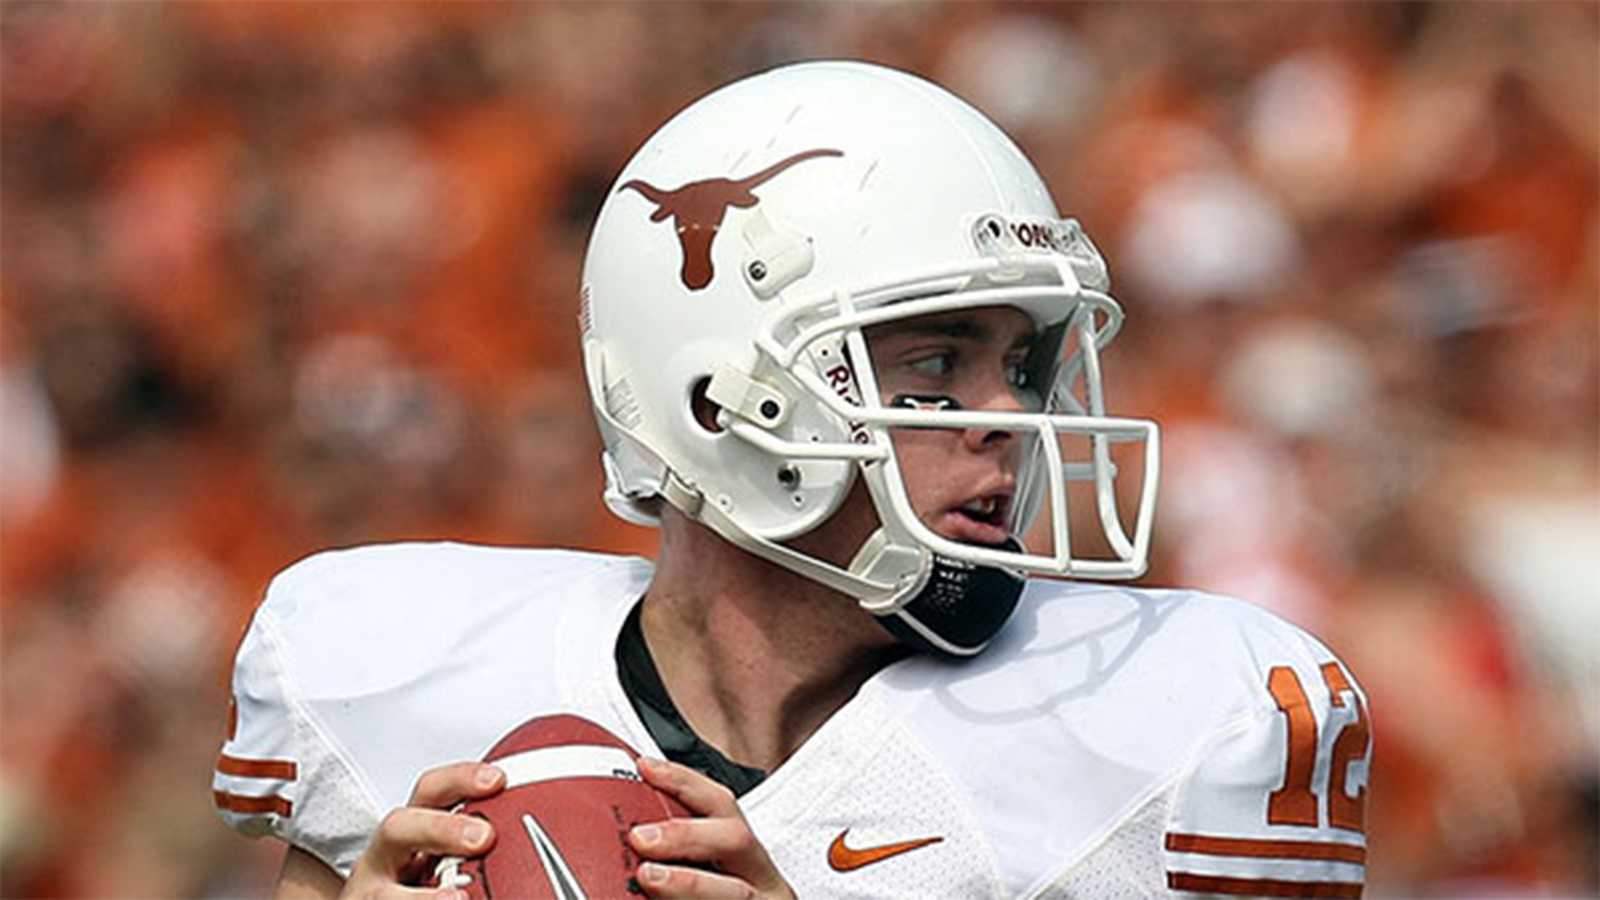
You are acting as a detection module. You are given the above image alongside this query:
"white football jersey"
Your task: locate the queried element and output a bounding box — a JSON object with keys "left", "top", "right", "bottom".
{"left": 214, "top": 542, "right": 1371, "bottom": 898}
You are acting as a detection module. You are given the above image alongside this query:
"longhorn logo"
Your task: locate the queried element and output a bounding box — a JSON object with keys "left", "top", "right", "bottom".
{"left": 620, "top": 148, "right": 843, "bottom": 291}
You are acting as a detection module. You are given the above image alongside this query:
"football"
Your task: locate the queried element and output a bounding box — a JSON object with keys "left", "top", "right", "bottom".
{"left": 435, "top": 714, "right": 690, "bottom": 899}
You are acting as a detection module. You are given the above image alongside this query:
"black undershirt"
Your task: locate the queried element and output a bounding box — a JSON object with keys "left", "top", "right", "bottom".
{"left": 614, "top": 603, "right": 768, "bottom": 797}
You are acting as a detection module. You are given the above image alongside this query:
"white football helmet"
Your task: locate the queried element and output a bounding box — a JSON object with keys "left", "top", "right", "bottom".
{"left": 581, "top": 61, "right": 1158, "bottom": 656}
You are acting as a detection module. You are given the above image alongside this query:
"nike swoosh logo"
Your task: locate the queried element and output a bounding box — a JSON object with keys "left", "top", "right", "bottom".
{"left": 828, "top": 829, "right": 944, "bottom": 872}
{"left": 523, "top": 813, "right": 589, "bottom": 900}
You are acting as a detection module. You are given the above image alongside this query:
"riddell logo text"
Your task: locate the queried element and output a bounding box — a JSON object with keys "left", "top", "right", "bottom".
{"left": 824, "top": 364, "right": 871, "bottom": 444}
{"left": 620, "top": 149, "right": 842, "bottom": 291}
{"left": 1009, "top": 221, "right": 1063, "bottom": 252}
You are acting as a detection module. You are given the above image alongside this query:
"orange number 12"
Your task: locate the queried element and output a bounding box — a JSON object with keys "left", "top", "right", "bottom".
{"left": 1266, "top": 662, "right": 1369, "bottom": 832}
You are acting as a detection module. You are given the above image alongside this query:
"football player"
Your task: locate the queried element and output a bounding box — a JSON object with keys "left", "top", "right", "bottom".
{"left": 216, "top": 61, "right": 1371, "bottom": 899}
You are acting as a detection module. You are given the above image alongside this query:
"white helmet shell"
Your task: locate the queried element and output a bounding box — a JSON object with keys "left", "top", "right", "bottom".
{"left": 582, "top": 61, "right": 1159, "bottom": 635}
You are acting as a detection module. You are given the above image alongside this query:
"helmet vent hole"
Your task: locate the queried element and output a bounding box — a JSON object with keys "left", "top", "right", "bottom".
{"left": 689, "top": 377, "right": 725, "bottom": 434}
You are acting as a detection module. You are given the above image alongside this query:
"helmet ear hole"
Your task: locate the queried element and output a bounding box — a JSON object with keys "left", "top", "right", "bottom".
{"left": 689, "top": 377, "right": 725, "bottom": 434}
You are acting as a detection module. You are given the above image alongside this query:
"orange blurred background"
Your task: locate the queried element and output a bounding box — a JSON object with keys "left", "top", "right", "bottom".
{"left": 1, "top": 3, "right": 1595, "bottom": 897}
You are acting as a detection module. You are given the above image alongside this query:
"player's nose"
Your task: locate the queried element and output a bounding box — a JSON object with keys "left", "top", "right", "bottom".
{"left": 962, "top": 370, "right": 1026, "bottom": 452}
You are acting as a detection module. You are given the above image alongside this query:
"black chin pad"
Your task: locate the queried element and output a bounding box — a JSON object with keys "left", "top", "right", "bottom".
{"left": 876, "top": 538, "right": 1025, "bottom": 658}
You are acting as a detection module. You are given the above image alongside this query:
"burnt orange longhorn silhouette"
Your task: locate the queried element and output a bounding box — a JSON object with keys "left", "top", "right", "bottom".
{"left": 620, "top": 148, "right": 842, "bottom": 291}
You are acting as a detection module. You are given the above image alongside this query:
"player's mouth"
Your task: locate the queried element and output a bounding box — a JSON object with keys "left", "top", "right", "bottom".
{"left": 934, "top": 488, "right": 1014, "bottom": 548}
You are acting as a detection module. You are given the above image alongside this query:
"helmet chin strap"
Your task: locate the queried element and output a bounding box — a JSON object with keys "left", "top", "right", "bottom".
{"left": 845, "top": 396, "right": 1028, "bottom": 658}
{"left": 848, "top": 531, "right": 1025, "bottom": 659}
{"left": 663, "top": 470, "right": 1024, "bottom": 660}
{"left": 661, "top": 469, "right": 905, "bottom": 602}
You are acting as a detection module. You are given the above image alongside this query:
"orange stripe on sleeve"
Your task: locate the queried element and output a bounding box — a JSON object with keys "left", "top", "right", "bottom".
{"left": 213, "top": 790, "right": 293, "bottom": 818}
{"left": 1165, "top": 832, "right": 1367, "bottom": 865}
{"left": 216, "top": 754, "right": 298, "bottom": 780}
{"left": 1168, "top": 872, "right": 1362, "bottom": 899}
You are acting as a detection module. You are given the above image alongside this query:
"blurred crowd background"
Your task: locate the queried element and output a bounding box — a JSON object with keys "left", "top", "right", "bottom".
{"left": 0, "top": 2, "right": 1595, "bottom": 897}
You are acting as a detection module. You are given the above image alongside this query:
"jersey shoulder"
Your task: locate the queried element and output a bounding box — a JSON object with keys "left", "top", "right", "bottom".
{"left": 875, "top": 581, "right": 1371, "bottom": 898}
{"left": 254, "top": 541, "right": 640, "bottom": 691}
{"left": 212, "top": 541, "right": 652, "bottom": 876}
{"left": 886, "top": 580, "right": 1349, "bottom": 761}
{"left": 1112, "top": 587, "right": 1371, "bottom": 899}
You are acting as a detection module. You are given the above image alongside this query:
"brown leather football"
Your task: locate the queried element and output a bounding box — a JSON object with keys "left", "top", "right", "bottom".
{"left": 436, "top": 715, "right": 689, "bottom": 899}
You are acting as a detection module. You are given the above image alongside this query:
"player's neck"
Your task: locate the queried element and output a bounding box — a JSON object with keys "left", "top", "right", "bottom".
{"left": 641, "top": 510, "right": 908, "bottom": 774}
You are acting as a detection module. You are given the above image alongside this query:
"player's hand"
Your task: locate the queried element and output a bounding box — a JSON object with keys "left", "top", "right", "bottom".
{"left": 340, "top": 762, "right": 506, "bottom": 899}
{"left": 628, "top": 758, "right": 795, "bottom": 899}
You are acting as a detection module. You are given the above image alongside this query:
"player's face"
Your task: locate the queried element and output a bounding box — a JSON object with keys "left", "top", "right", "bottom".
{"left": 788, "top": 305, "right": 1050, "bottom": 572}
{"left": 864, "top": 305, "right": 1043, "bottom": 547}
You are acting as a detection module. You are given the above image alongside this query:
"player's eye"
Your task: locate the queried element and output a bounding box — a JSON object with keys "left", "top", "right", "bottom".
{"left": 904, "top": 352, "right": 955, "bottom": 380}
{"left": 1005, "top": 354, "right": 1030, "bottom": 388}
{"left": 1006, "top": 349, "right": 1049, "bottom": 410}
{"left": 1007, "top": 323, "right": 1069, "bottom": 411}
{"left": 1005, "top": 357, "right": 1029, "bottom": 390}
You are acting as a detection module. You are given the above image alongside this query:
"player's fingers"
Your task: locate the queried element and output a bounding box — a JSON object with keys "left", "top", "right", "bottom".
{"left": 408, "top": 762, "right": 505, "bottom": 809}
{"left": 343, "top": 843, "right": 476, "bottom": 900}
{"left": 635, "top": 862, "right": 794, "bottom": 900}
{"left": 637, "top": 757, "right": 740, "bottom": 818}
{"left": 634, "top": 759, "right": 788, "bottom": 894}
{"left": 356, "top": 807, "right": 495, "bottom": 882}
{"left": 629, "top": 816, "right": 763, "bottom": 865}
{"left": 630, "top": 815, "right": 787, "bottom": 896}
{"left": 339, "top": 871, "right": 465, "bottom": 900}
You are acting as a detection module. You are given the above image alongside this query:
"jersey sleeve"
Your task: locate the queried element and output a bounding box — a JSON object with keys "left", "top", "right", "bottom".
{"left": 210, "top": 543, "right": 644, "bottom": 880}
{"left": 211, "top": 575, "right": 385, "bottom": 878}
{"left": 1163, "top": 654, "right": 1372, "bottom": 899}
